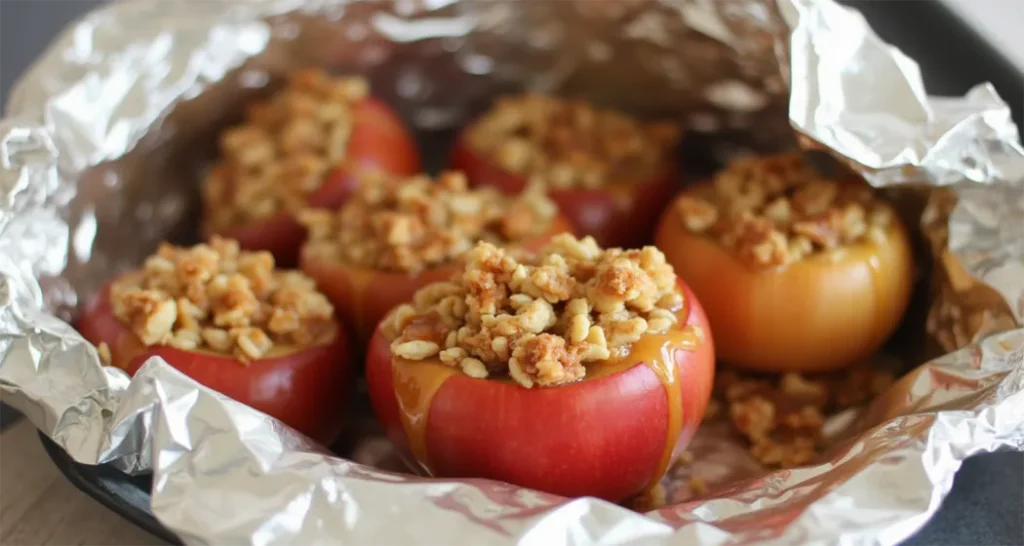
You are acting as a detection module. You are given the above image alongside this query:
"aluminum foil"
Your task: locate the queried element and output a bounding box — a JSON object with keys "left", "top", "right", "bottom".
{"left": 1, "top": 0, "right": 1022, "bottom": 544}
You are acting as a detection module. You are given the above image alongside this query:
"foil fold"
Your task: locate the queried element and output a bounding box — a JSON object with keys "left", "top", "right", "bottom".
{"left": 785, "top": 0, "right": 1024, "bottom": 188}
{"left": 1, "top": 0, "right": 1022, "bottom": 545}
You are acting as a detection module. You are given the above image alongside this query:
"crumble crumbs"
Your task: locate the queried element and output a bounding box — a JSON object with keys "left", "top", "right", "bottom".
{"left": 202, "top": 68, "right": 370, "bottom": 231}
{"left": 109, "top": 236, "right": 335, "bottom": 362}
{"left": 385, "top": 234, "right": 702, "bottom": 387}
{"left": 467, "top": 94, "right": 680, "bottom": 189}
{"left": 688, "top": 476, "right": 708, "bottom": 496}
{"left": 299, "top": 170, "right": 559, "bottom": 274}
{"left": 716, "top": 366, "right": 896, "bottom": 468}
{"left": 675, "top": 153, "right": 897, "bottom": 268}
{"left": 630, "top": 483, "right": 667, "bottom": 512}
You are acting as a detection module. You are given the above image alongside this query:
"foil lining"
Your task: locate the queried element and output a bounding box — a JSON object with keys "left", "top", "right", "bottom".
{"left": 1, "top": 0, "right": 1022, "bottom": 544}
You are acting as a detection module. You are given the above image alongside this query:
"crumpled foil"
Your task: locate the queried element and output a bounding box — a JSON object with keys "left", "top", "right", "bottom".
{"left": 1, "top": 0, "right": 1022, "bottom": 544}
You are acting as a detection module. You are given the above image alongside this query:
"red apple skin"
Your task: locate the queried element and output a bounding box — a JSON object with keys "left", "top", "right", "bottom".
{"left": 300, "top": 258, "right": 459, "bottom": 345}
{"left": 211, "top": 97, "right": 421, "bottom": 266}
{"left": 78, "top": 282, "right": 353, "bottom": 445}
{"left": 449, "top": 131, "right": 680, "bottom": 249}
{"left": 365, "top": 280, "right": 715, "bottom": 501}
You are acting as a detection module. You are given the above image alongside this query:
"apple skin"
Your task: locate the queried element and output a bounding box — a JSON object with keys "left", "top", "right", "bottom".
{"left": 365, "top": 280, "right": 715, "bottom": 501}
{"left": 79, "top": 281, "right": 353, "bottom": 446}
{"left": 656, "top": 183, "right": 914, "bottom": 373}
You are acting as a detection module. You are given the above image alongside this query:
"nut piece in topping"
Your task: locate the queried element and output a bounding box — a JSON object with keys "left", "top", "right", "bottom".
{"left": 298, "top": 170, "right": 559, "bottom": 274}
{"left": 675, "top": 196, "right": 718, "bottom": 233}
{"left": 675, "top": 153, "right": 897, "bottom": 268}
{"left": 387, "top": 234, "right": 700, "bottom": 387}
{"left": 202, "top": 68, "right": 370, "bottom": 231}
{"left": 468, "top": 94, "right": 680, "bottom": 189}
{"left": 110, "top": 236, "right": 334, "bottom": 362}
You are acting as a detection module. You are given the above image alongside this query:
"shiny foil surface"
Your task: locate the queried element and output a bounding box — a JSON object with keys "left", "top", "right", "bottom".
{"left": 1, "top": 0, "right": 1022, "bottom": 544}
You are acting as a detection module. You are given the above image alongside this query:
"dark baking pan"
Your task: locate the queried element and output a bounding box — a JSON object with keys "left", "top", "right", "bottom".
{"left": 38, "top": 432, "right": 180, "bottom": 544}
{"left": 36, "top": 1, "right": 1024, "bottom": 544}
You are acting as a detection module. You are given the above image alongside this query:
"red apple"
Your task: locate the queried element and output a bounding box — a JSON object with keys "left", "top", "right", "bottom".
{"left": 79, "top": 282, "right": 353, "bottom": 445}
{"left": 365, "top": 279, "right": 715, "bottom": 501}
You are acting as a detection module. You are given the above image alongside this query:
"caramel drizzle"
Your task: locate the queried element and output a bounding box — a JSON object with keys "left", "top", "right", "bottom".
{"left": 391, "top": 356, "right": 456, "bottom": 475}
{"left": 586, "top": 317, "right": 702, "bottom": 492}
{"left": 390, "top": 303, "right": 700, "bottom": 490}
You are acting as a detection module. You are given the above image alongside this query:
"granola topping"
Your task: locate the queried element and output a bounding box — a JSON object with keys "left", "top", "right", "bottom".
{"left": 386, "top": 234, "right": 698, "bottom": 387}
{"left": 110, "top": 237, "right": 335, "bottom": 362}
{"left": 468, "top": 94, "right": 680, "bottom": 189}
{"left": 716, "top": 366, "right": 895, "bottom": 468}
{"left": 299, "top": 170, "right": 559, "bottom": 274}
{"left": 676, "top": 153, "right": 897, "bottom": 268}
{"left": 203, "top": 68, "right": 370, "bottom": 230}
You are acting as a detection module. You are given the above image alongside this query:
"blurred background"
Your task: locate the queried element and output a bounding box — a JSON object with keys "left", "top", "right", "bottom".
{"left": 2, "top": 0, "right": 1023, "bottom": 126}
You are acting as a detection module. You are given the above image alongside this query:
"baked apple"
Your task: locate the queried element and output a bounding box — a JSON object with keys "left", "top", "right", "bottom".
{"left": 78, "top": 236, "right": 352, "bottom": 445}
{"left": 299, "top": 170, "right": 572, "bottom": 342}
{"left": 203, "top": 68, "right": 420, "bottom": 265}
{"left": 366, "top": 235, "right": 715, "bottom": 501}
{"left": 656, "top": 153, "right": 914, "bottom": 373}
{"left": 450, "top": 94, "right": 680, "bottom": 249}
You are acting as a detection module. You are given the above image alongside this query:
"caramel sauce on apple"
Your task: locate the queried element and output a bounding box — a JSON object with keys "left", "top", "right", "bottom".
{"left": 389, "top": 302, "right": 701, "bottom": 491}
{"left": 390, "top": 355, "right": 458, "bottom": 474}
{"left": 584, "top": 314, "right": 702, "bottom": 492}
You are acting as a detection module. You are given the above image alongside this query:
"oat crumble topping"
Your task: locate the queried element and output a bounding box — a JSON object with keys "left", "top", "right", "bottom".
{"left": 109, "top": 237, "right": 335, "bottom": 362}
{"left": 675, "top": 153, "right": 897, "bottom": 268}
{"left": 203, "top": 68, "right": 370, "bottom": 230}
{"left": 716, "top": 366, "right": 895, "bottom": 468}
{"left": 299, "top": 170, "right": 559, "bottom": 274}
{"left": 630, "top": 483, "right": 667, "bottom": 512}
{"left": 385, "top": 234, "right": 698, "bottom": 387}
{"left": 468, "top": 94, "right": 680, "bottom": 189}
{"left": 688, "top": 476, "right": 708, "bottom": 496}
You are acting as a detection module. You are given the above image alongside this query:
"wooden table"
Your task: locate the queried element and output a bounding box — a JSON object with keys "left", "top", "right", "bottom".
{"left": 0, "top": 420, "right": 163, "bottom": 545}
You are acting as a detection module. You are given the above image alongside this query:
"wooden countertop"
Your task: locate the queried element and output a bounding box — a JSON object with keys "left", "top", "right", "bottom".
{"left": 0, "top": 420, "right": 163, "bottom": 546}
